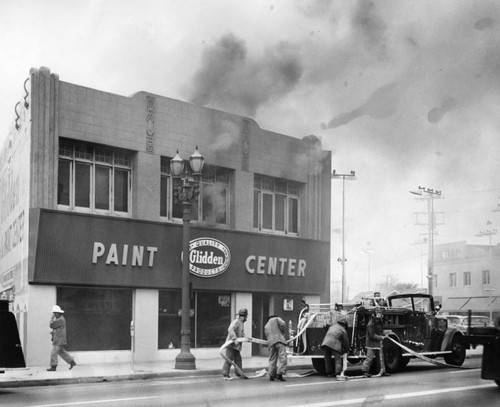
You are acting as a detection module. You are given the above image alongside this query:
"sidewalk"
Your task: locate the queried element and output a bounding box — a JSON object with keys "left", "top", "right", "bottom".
{"left": 0, "top": 348, "right": 482, "bottom": 388}
{"left": 0, "top": 355, "right": 312, "bottom": 388}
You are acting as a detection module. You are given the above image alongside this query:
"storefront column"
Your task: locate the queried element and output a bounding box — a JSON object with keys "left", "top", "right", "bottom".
{"left": 25, "top": 285, "right": 56, "bottom": 366}
{"left": 132, "top": 288, "right": 159, "bottom": 362}
{"left": 234, "top": 292, "right": 252, "bottom": 358}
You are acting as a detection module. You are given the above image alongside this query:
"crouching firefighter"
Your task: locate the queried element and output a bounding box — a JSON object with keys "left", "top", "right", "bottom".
{"left": 321, "top": 316, "right": 349, "bottom": 379}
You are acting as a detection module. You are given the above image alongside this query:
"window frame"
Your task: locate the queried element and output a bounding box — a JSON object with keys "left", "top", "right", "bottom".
{"left": 253, "top": 175, "right": 301, "bottom": 235}
{"left": 160, "top": 158, "right": 231, "bottom": 226}
{"left": 57, "top": 139, "right": 132, "bottom": 216}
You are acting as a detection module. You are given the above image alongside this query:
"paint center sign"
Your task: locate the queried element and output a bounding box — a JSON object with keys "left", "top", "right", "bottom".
{"left": 189, "top": 237, "right": 231, "bottom": 277}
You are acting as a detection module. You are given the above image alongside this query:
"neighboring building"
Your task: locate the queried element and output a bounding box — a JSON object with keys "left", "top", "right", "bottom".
{"left": 0, "top": 67, "right": 331, "bottom": 366}
{"left": 434, "top": 241, "right": 499, "bottom": 320}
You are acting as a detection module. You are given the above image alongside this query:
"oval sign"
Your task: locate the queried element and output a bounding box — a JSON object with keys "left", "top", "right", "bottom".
{"left": 188, "top": 237, "right": 231, "bottom": 278}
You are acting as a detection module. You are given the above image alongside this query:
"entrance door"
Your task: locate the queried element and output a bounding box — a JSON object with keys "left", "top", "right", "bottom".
{"left": 252, "top": 293, "right": 269, "bottom": 356}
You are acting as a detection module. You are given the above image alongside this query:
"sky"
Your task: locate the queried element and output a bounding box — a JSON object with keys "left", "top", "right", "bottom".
{"left": 1, "top": 0, "right": 500, "bottom": 299}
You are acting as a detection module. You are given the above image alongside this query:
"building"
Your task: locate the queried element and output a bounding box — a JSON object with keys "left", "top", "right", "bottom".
{"left": 434, "top": 241, "right": 499, "bottom": 320}
{"left": 0, "top": 67, "right": 331, "bottom": 366}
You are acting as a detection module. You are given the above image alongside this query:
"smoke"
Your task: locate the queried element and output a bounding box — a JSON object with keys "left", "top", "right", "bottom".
{"left": 188, "top": 33, "right": 303, "bottom": 117}
{"left": 294, "top": 134, "right": 329, "bottom": 176}
{"left": 321, "top": 82, "right": 401, "bottom": 129}
{"left": 208, "top": 119, "right": 241, "bottom": 153}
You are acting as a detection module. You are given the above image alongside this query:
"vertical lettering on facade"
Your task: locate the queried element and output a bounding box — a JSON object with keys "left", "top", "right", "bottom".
{"left": 145, "top": 96, "right": 155, "bottom": 154}
{"left": 241, "top": 119, "right": 250, "bottom": 172}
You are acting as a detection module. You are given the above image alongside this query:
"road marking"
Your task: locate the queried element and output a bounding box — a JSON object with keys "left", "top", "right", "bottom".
{"left": 288, "top": 383, "right": 497, "bottom": 406}
{"left": 27, "top": 396, "right": 159, "bottom": 407}
{"left": 450, "top": 368, "right": 481, "bottom": 374}
{"left": 287, "top": 378, "right": 369, "bottom": 387}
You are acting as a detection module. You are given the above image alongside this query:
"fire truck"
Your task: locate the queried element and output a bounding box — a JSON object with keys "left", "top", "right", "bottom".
{"left": 0, "top": 299, "right": 25, "bottom": 373}
{"left": 291, "top": 293, "right": 466, "bottom": 374}
{"left": 458, "top": 311, "right": 500, "bottom": 386}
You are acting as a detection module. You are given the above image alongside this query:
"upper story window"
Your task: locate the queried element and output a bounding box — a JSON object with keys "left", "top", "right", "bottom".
{"left": 160, "top": 158, "right": 231, "bottom": 225}
{"left": 482, "top": 269, "right": 490, "bottom": 285}
{"left": 253, "top": 175, "right": 300, "bottom": 235}
{"left": 449, "top": 272, "right": 457, "bottom": 287}
{"left": 58, "top": 139, "right": 132, "bottom": 216}
{"left": 463, "top": 271, "right": 471, "bottom": 286}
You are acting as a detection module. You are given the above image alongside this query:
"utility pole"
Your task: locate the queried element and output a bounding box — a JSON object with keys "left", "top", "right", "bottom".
{"left": 410, "top": 186, "right": 443, "bottom": 296}
{"left": 411, "top": 238, "right": 428, "bottom": 291}
{"left": 332, "top": 170, "right": 356, "bottom": 303}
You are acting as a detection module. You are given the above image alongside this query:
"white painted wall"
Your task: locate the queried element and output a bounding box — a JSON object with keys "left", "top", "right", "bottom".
{"left": 26, "top": 285, "right": 56, "bottom": 366}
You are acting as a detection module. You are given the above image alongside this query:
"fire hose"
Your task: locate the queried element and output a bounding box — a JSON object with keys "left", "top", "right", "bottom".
{"left": 385, "top": 336, "right": 473, "bottom": 369}
{"left": 219, "top": 315, "right": 319, "bottom": 379}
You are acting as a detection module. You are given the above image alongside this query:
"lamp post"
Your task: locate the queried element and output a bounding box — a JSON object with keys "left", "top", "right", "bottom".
{"left": 332, "top": 170, "right": 356, "bottom": 303}
{"left": 410, "top": 186, "right": 442, "bottom": 296}
{"left": 361, "top": 242, "right": 374, "bottom": 292}
{"left": 170, "top": 146, "right": 205, "bottom": 370}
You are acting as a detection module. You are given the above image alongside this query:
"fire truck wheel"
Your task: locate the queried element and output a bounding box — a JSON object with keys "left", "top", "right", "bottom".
{"left": 399, "top": 356, "right": 410, "bottom": 369}
{"left": 311, "top": 358, "right": 327, "bottom": 375}
{"left": 443, "top": 335, "right": 466, "bottom": 366}
{"left": 383, "top": 337, "right": 401, "bottom": 373}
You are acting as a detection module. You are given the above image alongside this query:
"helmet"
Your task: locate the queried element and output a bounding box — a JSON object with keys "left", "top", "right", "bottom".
{"left": 52, "top": 305, "right": 64, "bottom": 314}
{"left": 238, "top": 308, "right": 248, "bottom": 317}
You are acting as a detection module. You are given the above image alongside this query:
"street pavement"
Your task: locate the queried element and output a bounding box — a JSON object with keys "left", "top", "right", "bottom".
{"left": 0, "top": 347, "right": 482, "bottom": 388}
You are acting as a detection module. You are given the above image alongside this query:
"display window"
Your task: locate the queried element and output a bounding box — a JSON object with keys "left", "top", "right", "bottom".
{"left": 57, "top": 287, "right": 132, "bottom": 351}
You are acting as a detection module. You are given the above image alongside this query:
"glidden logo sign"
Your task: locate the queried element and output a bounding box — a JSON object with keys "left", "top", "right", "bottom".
{"left": 189, "top": 237, "right": 231, "bottom": 278}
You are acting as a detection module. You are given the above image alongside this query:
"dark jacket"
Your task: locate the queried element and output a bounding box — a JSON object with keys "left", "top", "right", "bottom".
{"left": 366, "top": 317, "right": 385, "bottom": 348}
{"left": 322, "top": 323, "right": 349, "bottom": 354}
{"left": 264, "top": 316, "right": 286, "bottom": 347}
{"left": 49, "top": 315, "right": 67, "bottom": 346}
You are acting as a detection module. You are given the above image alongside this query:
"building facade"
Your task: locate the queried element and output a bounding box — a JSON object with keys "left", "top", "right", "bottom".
{"left": 434, "top": 241, "right": 499, "bottom": 320}
{"left": 0, "top": 67, "right": 331, "bottom": 366}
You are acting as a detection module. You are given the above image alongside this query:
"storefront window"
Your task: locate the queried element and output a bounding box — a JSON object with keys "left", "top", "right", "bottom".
{"left": 57, "top": 287, "right": 132, "bottom": 351}
{"left": 158, "top": 290, "right": 185, "bottom": 349}
{"left": 158, "top": 290, "right": 231, "bottom": 349}
{"left": 196, "top": 292, "right": 231, "bottom": 348}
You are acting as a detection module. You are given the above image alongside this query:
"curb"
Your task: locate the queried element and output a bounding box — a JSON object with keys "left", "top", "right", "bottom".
{"left": 0, "top": 365, "right": 312, "bottom": 389}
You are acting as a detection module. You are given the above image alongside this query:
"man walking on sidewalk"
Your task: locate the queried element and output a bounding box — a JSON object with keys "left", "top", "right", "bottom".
{"left": 264, "top": 315, "right": 287, "bottom": 382}
{"left": 47, "top": 305, "right": 76, "bottom": 371}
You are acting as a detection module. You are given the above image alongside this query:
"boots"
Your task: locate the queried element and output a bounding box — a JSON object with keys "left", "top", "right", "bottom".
{"left": 276, "top": 374, "right": 286, "bottom": 382}
{"left": 69, "top": 360, "right": 76, "bottom": 370}
{"left": 46, "top": 366, "right": 57, "bottom": 371}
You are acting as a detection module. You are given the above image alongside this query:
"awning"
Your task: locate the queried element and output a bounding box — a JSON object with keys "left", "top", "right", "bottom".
{"left": 441, "top": 297, "right": 470, "bottom": 311}
{"left": 442, "top": 296, "right": 499, "bottom": 312}
{"left": 462, "top": 297, "right": 493, "bottom": 311}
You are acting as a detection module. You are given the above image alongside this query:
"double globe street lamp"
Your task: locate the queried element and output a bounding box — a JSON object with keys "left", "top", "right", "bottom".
{"left": 170, "top": 146, "right": 205, "bottom": 370}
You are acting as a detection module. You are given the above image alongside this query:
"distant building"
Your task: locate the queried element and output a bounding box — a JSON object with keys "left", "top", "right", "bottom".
{"left": 434, "top": 241, "right": 499, "bottom": 320}
{"left": 0, "top": 67, "right": 332, "bottom": 366}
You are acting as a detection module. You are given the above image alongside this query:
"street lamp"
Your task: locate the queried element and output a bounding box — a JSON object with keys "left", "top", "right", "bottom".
{"left": 170, "top": 146, "right": 205, "bottom": 370}
{"left": 332, "top": 170, "right": 356, "bottom": 303}
{"left": 410, "top": 186, "right": 442, "bottom": 296}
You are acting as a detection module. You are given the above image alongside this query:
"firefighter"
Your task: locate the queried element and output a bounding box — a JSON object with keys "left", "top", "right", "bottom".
{"left": 222, "top": 308, "right": 248, "bottom": 380}
{"left": 361, "top": 308, "right": 389, "bottom": 377}
{"left": 264, "top": 315, "right": 287, "bottom": 381}
{"left": 321, "top": 316, "right": 350, "bottom": 378}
